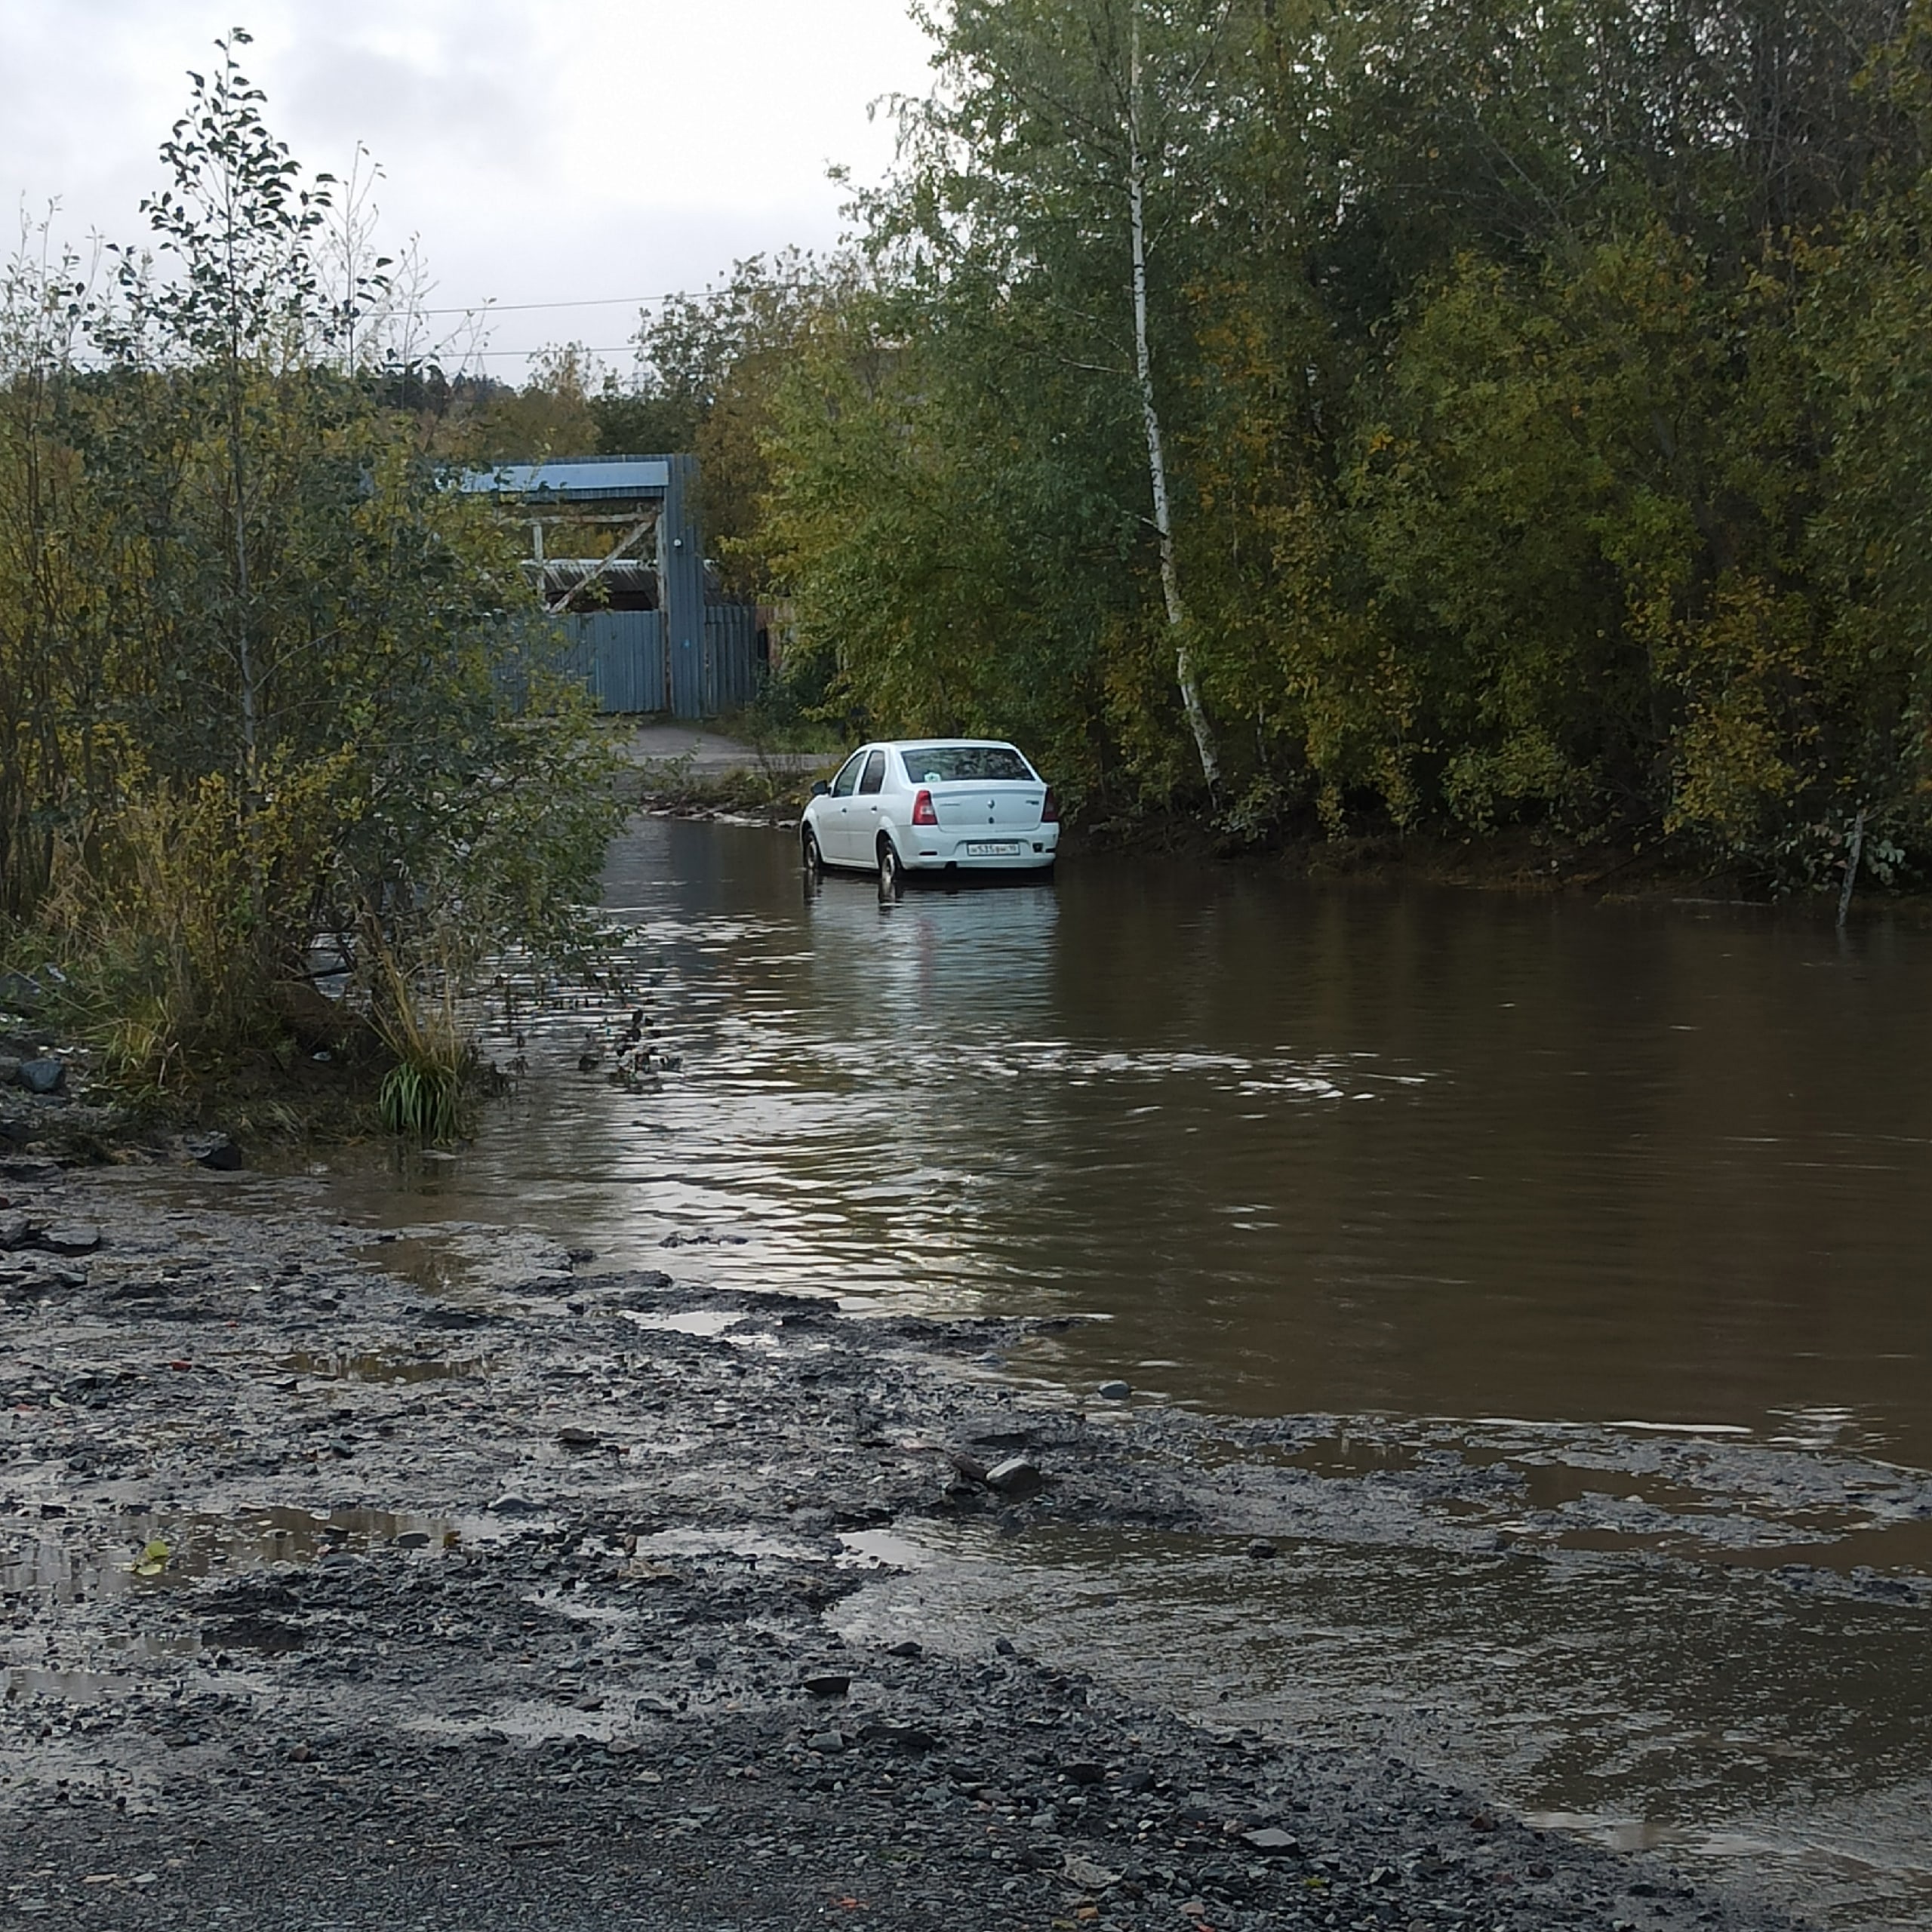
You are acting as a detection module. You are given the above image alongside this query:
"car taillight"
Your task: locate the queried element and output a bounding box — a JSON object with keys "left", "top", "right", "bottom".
{"left": 912, "top": 789, "right": 938, "bottom": 826}
{"left": 1041, "top": 787, "right": 1060, "bottom": 823}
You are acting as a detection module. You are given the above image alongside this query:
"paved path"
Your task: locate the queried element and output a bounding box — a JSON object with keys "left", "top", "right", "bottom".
{"left": 618, "top": 720, "right": 781, "bottom": 774}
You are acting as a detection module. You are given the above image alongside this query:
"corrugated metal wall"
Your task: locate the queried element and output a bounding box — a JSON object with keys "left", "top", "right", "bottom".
{"left": 704, "top": 604, "right": 761, "bottom": 713}
{"left": 547, "top": 602, "right": 761, "bottom": 718}
{"left": 555, "top": 610, "right": 666, "bottom": 713}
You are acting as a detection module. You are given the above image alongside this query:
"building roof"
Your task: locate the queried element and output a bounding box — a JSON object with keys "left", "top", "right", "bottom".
{"left": 460, "top": 455, "right": 672, "bottom": 502}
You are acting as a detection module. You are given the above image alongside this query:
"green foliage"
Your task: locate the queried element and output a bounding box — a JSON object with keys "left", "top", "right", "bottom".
{"left": 0, "top": 35, "right": 623, "bottom": 1105}
{"left": 460, "top": 343, "right": 602, "bottom": 463}
{"left": 727, "top": 0, "right": 1932, "bottom": 886}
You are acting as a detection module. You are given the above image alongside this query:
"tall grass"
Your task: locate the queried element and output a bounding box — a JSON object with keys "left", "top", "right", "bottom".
{"left": 364, "top": 913, "right": 475, "bottom": 1145}
{"left": 33, "top": 777, "right": 283, "bottom": 1096}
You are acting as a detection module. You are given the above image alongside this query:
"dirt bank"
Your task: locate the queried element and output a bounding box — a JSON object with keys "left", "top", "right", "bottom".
{"left": 2, "top": 1161, "right": 1798, "bottom": 1930}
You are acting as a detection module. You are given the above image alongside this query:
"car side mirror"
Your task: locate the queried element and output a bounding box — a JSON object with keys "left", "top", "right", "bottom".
{"left": 811, "top": 780, "right": 831, "bottom": 798}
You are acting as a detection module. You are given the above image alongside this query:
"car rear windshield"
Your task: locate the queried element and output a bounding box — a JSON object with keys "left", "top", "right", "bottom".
{"left": 900, "top": 745, "right": 1034, "bottom": 783}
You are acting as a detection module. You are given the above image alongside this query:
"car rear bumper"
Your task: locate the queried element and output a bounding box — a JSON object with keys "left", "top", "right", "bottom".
{"left": 903, "top": 829, "right": 1057, "bottom": 870}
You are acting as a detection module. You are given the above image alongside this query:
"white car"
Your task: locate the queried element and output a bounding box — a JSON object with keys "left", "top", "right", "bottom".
{"left": 801, "top": 739, "right": 1060, "bottom": 889}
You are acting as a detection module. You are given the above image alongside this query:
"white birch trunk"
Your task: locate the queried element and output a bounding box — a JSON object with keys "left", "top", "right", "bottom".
{"left": 1129, "top": 2, "right": 1220, "bottom": 795}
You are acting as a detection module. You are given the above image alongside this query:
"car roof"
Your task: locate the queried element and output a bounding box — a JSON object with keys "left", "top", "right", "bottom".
{"left": 875, "top": 737, "right": 1023, "bottom": 749}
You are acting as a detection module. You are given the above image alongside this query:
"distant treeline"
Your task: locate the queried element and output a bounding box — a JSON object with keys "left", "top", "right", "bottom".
{"left": 540, "top": 0, "right": 1932, "bottom": 888}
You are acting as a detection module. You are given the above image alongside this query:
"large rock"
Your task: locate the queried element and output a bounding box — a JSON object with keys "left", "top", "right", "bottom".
{"left": 189, "top": 1134, "right": 244, "bottom": 1171}
{"left": 17, "top": 1058, "right": 64, "bottom": 1096}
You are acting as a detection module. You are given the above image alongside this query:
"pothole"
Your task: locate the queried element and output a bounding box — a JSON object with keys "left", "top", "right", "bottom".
{"left": 354, "top": 1234, "right": 482, "bottom": 1297}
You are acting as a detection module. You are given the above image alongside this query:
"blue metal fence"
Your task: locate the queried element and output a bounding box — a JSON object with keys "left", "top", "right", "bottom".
{"left": 553, "top": 610, "right": 665, "bottom": 713}
{"left": 543, "top": 601, "right": 761, "bottom": 718}
{"left": 704, "top": 604, "right": 761, "bottom": 713}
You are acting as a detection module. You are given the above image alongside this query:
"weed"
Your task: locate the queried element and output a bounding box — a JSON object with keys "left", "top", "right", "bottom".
{"left": 377, "top": 1060, "right": 464, "bottom": 1141}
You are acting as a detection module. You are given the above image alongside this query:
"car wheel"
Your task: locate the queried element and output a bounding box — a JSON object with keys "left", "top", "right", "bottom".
{"left": 801, "top": 827, "right": 823, "bottom": 874}
{"left": 877, "top": 836, "right": 904, "bottom": 897}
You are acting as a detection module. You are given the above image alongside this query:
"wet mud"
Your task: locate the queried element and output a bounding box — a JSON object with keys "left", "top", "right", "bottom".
{"left": 1, "top": 1164, "right": 1890, "bottom": 1930}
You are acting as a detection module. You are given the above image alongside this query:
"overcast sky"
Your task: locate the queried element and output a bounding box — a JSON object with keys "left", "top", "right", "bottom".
{"left": 0, "top": 0, "right": 938, "bottom": 380}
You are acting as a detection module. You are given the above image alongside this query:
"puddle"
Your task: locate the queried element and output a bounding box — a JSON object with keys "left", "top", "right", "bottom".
{"left": 1198, "top": 1423, "right": 1932, "bottom": 1583}
{"left": 634, "top": 1524, "right": 816, "bottom": 1562}
{"left": 355, "top": 1235, "right": 482, "bottom": 1298}
{"left": 1510, "top": 1461, "right": 1713, "bottom": 1513}
{"left": 838, "top": 1527, "right": 931, "bottom": 1569}
{"left": 1278, "top": 1434, "right": 1423, "bottom": 1478}
{"left": 1545, "top": 1514, "right": 1932, "bottom": 1577}
{"left": 1524, "top": 1808, "right": 1932, "bottom": 1921}
{"left": 277, "top": 1350, "right": 494, "bottom": 1384}
{"left": 621, "top": 1309, "right": 753, "bottom": 1340}
{"left": 1455, "top": 1449, "right": 1932, "bottom": 1576}
{"left": 0, "top": 1504, "right": 502, "bottom": 1607}
{"left": 835, "top": 1517, "right": 1932, "bottom": 1928}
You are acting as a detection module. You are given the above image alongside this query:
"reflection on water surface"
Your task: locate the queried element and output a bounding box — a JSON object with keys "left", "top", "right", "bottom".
{"left": 345, "top": 814, "right": 1932, "bottom": 1464}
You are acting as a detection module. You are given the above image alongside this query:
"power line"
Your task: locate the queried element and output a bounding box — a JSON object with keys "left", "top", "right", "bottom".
{"left": 452, "top": 345, "right": 637, "bottom": 359}
{"left": 414, "top": 278, "right": 823, "bottom": 318}
{"left": 416, "top": 293, "right": 673, "bottom": 317}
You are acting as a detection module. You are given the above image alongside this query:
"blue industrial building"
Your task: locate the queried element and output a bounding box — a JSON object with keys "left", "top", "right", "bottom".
{"left": 461, "top": 454, "right": 763, "bottom": 718}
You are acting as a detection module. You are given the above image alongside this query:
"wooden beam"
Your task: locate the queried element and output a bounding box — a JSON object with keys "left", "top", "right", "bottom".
{"left": 545, "top": 514, "right": 658, "bottom": 614}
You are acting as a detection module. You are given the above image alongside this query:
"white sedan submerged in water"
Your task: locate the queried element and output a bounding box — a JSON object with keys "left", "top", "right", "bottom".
{"left": 801, "top": 739, "right": 1060, "bottom": 889}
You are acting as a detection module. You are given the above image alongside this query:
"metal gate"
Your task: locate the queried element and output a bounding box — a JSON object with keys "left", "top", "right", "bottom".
{"left": 555, "top": 610, "right": 666, "bottom": 712}
{"left": 547, "top": 601, "right": 760, "bottom": 718}
{"left": 703, "top": 603, "right": 761, "bottom": 713}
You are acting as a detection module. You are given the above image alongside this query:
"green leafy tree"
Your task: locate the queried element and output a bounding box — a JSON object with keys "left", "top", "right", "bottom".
{"left": 0, "top": 30, "right": 620, "bottom": 1096}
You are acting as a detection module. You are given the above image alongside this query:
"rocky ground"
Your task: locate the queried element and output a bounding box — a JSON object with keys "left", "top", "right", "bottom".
{"left": 1, "top": 1159, "right": 1810, "bottom": 1931}
{"left": 2, "top": 985, "right": 133, "bottom": 1157}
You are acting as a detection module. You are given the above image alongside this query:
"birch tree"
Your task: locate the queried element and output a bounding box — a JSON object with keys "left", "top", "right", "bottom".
{"left": 918, "top": 0, "right": 1232, "bottom": 792}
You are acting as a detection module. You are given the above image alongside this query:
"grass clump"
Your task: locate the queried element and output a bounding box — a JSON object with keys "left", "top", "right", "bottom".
{"left": 377, "top": 1060, "right": 463, "bottom": 1141}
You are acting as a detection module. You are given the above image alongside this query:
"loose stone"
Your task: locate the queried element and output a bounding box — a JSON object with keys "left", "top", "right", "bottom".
{"left": 42, "top": 1225, "right": 102, "bottom": 1257}
{"left": 1244, "top": 1827, "right": 1300, "bottom": 1853}
{"left": 984, "top": 1454, "right": 1043, "bottom": 1496}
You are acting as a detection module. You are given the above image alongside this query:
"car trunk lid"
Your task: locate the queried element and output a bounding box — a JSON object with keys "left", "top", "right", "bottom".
{"left": 926, "top": 782, "right": 1045, "bottom": 832}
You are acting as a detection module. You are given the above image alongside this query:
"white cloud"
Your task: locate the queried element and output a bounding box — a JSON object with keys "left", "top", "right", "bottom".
{"left": 0, "top": 0, "right": 937, "bottom": 374}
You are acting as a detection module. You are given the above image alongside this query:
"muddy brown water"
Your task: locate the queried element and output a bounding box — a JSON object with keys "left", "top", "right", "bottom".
{"left": 320, "top": 816, "right": 1932, "bottom": 1924}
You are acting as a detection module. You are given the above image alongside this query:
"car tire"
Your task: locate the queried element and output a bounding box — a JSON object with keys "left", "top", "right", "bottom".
{"left": 802, "top": 827, "right": 823, "bottom": 874}
{"left": 877, "top": 836, "right": 904, "bottom": 897}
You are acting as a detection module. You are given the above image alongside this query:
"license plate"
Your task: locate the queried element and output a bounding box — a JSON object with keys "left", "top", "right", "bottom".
{"left": 967, "top": 840, "right": 1023, "bottom": 857}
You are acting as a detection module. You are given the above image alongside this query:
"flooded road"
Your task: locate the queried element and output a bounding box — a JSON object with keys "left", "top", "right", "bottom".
{"left": 331, "top": 814, "right": 1932, "bottom": 1924}
{"left": 366, "top": 815, "right": 1932, "bottom": 1460}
